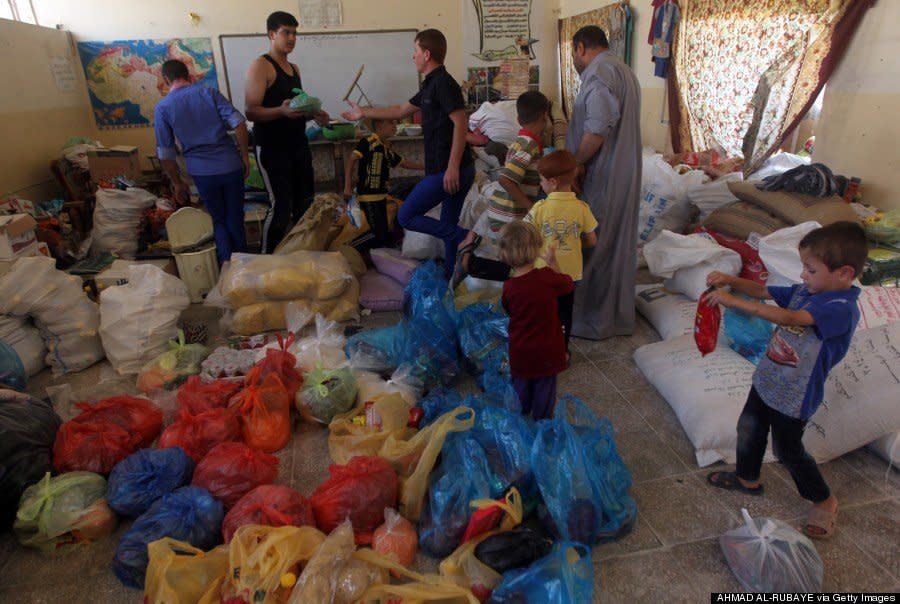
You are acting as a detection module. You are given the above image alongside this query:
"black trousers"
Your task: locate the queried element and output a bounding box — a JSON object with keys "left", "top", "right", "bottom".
{"left": 257, "top": 143, "right": 315, "bottom": 253}
{"left": 468, "top": 255, "right": 511, "bottom": 281}
{"left": 736, "top": 386, "right": 830, "bottom": 503}
{"left": 557, "top": 286, "right": 576, "bottom": 353}
{"left": 348, "top": 199, "right": 390, "bottom": 254}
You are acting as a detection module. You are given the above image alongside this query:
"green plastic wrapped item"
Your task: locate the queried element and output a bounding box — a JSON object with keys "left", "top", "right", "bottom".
{"left": 289, "top": 88, "right": 322, "bottom": 112}
{"left": 15, "top": 471, "right": 117, "bottom": 555}
{"left": 137, "top": 330, "right": 209, "bottom": 393}
{"left": 297, "top": 366, "right": 359, "bottom": 424}
{"left": 864, "top": 209, "right": 900, "bottom": 246}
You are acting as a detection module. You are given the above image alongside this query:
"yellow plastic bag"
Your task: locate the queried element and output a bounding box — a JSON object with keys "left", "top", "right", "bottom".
{"left": 328, "top": 393, "right": 414, "bottom": 464}
{"left": 226, "top": 524, "right": 326, "bottom": 604}
{"left": 470, "top": 487, "right": 524, "bottom": 533}
{"left": 380, "top": 406, "right": 475, "bottom": 522}
{"left": 144, "top": 538, "right": 230, "bottom": 604}
{"left": 353, "top": 549, "right": 480, "bottom": 604}
{"left": 287, "top": 519, "right": 356, "bottom": 604}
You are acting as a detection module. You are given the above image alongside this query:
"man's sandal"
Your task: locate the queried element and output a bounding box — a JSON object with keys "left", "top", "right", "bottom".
{"left": 706, "top": 471, "right": 764, "bottom": 496}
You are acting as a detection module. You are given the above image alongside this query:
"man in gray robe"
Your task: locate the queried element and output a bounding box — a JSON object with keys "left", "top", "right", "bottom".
{"left": 566, "top": 25, "right": 642, "bottom": 340}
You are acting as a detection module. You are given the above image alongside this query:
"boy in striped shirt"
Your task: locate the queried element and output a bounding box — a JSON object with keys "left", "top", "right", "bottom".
{"left": 453, "top": 91, "right": 550, "bottom": 286}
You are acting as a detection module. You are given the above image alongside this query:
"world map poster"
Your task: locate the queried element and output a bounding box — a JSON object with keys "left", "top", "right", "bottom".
{"left": 77, "top": 38, "right": 218, "bottom": 129}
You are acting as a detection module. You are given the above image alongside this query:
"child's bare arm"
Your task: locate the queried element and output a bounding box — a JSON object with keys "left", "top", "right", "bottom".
{"left": 706, "top": 289, "right": 814, "bottom": 327}
{"left": 399, "top": 158, "right": 424, "bottom": 171}
{"left": 581, "top": 230, "right": 598, "bottom": 248}
{"left": 343, "top": 154, "right": 359, "bottom": 199}
{"left": 542, "top": 243, "right": 561, "bottom": 273}
{"left": 499, "top": 176, "right": 535, "bottom": 211}
{"left": 707, "top": 272, "right": 771, "bottom": 299}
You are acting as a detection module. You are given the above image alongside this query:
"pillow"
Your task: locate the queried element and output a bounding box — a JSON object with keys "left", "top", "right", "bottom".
{"left": 359, "top": 272, "right": 404, "bottom": 312}
{"left": 727, "top": 181, "right": 860, "bottom": 227}
{"left": 702, "top": 200, "right": 790, "bottom": 239}
{"left": 370, "top": 248, "right": 420, "bottom": 286}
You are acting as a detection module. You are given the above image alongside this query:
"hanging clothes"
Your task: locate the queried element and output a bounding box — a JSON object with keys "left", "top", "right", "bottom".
{"left": 650, "top": 0, "right": 679, "bottom": 78}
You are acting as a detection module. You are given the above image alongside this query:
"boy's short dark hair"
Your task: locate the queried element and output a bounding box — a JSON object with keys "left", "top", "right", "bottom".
{"left": 799, "top": 221, "right": 868, "bottom": 277}
{"left": 267, "top": 11, "right": 298, "bottom": 33}
{"left": 516, "top": 91, "right": 549, "bottom": 125}
{"left": 415, "top": 29, "right": 447, "bottom": 64}
{"left": 538, "top": 150, "right": 578, "bottom": 180}
{"left": 161, "top": 59, "right": 190, "bottom": 82}
{"left": 572, "top": 25, "right": 609, "bottom": 50}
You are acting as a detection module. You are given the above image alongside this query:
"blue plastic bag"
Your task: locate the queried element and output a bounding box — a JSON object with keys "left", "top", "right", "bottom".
{"left": 724, "top": 307, "right": 774, "bottom": 365}
{"left": 487, "top": 542, "right": 594, "bottom": 603}
{"left": 419, "top": 388, "right": 465, "bottom": 427}
{"left": 346, "top": 324, "right": 406, "bottom": 372}
{"left": 418, "top": 432, "right": 494, "bottom": 558}
{"left": 112, "top": 485, "right": 223, "bottom": 588}
{"left": 470, "top": 406, "right": 536, "bottom": 501}
{"left": 107, "top": 447, "right": 194, "bottom": 517}
{"left": 478, "top": 367, "right": 520, "bottom": 413}
{"left": 532, "top": 396, "right": 636, "bottom": 545}
{"left": 401, "top": 262, "right": 460, "bottom": 386}
{"left": 457, "top": 303, "right": 508, "bottom": 375}
{"left": 0, "top": 340, "right": 26, "bottom": 391}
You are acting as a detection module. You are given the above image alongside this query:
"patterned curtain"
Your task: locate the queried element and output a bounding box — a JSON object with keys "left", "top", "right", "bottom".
{"left": 668, "top": 0, "right": 873, "bottom": 175}
{"left": 558, "top": 3, "right": 630, "bottom": 118}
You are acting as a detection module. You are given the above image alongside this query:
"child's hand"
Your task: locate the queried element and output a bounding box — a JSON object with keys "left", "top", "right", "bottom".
{"left": 542, "top": 244, "right": 560, "bottom": 271}
{"left": 706, "top": 271, "right": 734, "bottom": 288}
{"left": 705, "top": 288, "right": 736, "bottom": 308}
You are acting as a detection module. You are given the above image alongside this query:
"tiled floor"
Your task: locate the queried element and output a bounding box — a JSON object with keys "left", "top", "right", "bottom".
{"left": 1, "top": 308, "right": 897, "bottom": 602}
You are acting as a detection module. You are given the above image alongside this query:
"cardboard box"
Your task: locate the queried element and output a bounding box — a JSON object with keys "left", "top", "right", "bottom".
{"left": 88, "top": 145, "right": 141, "bottom": 182}
{"left": 0, "top": 239, "right": 46, "bottom": 277}
{"left": 0, "top": 213, "right": 38, "bottom": 259}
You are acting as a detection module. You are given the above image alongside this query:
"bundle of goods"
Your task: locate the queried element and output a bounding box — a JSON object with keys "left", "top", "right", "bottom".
{"left": 0, "top": 390, "right": 61, "bottom": 530}
{"left": 213, "top": 250, "right": 359, "bottom": 335}
{"left": 222, "top": 484, "right": 315, "bottom": 543}
{"left": 0, "top": 256, "right": 105, "bottom": 375}
{"left": 53, "top": 394, "right": 163, "bottom": 474}
{"left": 107, "top": 447, "right": 194, "bottom": 517}
{"left": 0, "top": 314, "right": 46, "bottom": 376}
{"left": 200, "top": 346, "right": 259, "bottom": 382}
{"left": 99, "top": 264, "right": 191, "bottom": 374}
{"left": 228, "top": 365, "right": 293, "bottom": 453}
{"left": 191, "top": 441, "right": 279, "bottom": 508}
{"left": 136, "top": 330, "right": 209, "bottom": 393}
{"left": 288, "top": 88, "right": 322, "bottom": 112}
{"left": 91, "top": 187, "right": 158, "bottom": 257}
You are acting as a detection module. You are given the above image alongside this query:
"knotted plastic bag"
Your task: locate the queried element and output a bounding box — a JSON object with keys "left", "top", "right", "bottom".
{"left": 229, "top": 367, "right": 292, "bottom": 453}
{"left": 372, "top": 508, "right": 418, "bottom": 567}
{"left": 487, "top": 542, "right": 593, "bottom": 603}
{"left": 176, "top": 376, "right": 241, "bottom": 415}
{"left": 137, "top": 330, "right": 209, "bottom": 393}
{"left": 144, "top": 538, "right": 229, "bottom": 604}
{"left": 720, "top": 508, "right": 824, "bottom": 593}
{"left": 158, "top": 406, "right": 242, "bottom": 462}
{"left": 288, "top": 88, "right": 322, "bottom": 112}
{"left": 191, "top": 441, "right": 279, "bottom": 508}
{"left": 694, "top": 288, "right": 721, "bottom": 356}
{"left": 287, "top": 519, "right": 356, "bottom": 603}
{"left": 474, "top": 527, "right": 553, "bottom": 574}
{"left": 252, "top": 333, "right": 303, "bottom": 400}
{"left": 107, "top": 447, "right": 194, "bottom": 517}
{"left": 297, "top": 366, "right": 358, "bottom": 424}
{"left": 14, "top": 471, "right": 117, "bottom": 555}
{"left": 113, "top": 486, "right": 224, "bottom": 588}
{"left": 222, "top": 484, "right": 315, "bottom": 543}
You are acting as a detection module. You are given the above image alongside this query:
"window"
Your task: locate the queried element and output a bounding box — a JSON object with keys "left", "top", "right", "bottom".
{"left": 3, "top": 0, "right": 38, "bottom": 25}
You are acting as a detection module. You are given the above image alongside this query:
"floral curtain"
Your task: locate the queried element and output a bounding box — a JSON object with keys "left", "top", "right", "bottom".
{"left": 668, "top": 0, "right": 873, "bottom": 175}
{"left": 558, "top": 2, "right": 631, "bottom": 118}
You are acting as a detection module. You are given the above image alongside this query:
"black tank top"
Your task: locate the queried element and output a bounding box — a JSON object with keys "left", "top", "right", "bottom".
{"left": 253, "top": 54, "right": 308, "bottom": 149}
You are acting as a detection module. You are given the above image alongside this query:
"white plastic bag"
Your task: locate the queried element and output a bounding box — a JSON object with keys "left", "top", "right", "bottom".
{"left": 644, "top": 231, "right": 742, "bottom": 300}
{"left": 0, "top": 315, "right": 46, "bottom": 376}
{"left": 638, "top": 152, "right": 706, "bottom": 251}
{"left": 91, "top": 188, "right": 158, "bottom": 257}
{"left": 401, "top": 203, "right": 445, "bottom": 260}
{"left": 99, "top": 265, "right": 191, "bottom": 374}
{"left": 286, "top": 311, "right": 348, "bottom": 372}
{"left": 468, "top": 101, "right": 519, "bottom": 146}
{"left": 720, "top": 509, "right": 823, "bottom": 593}
{"left": 758, "top": 222, "right": 821, "bottom": 287}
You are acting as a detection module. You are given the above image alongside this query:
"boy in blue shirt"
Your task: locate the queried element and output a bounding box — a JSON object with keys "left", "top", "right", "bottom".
{"left": 704, "top": 221, "right": 868, "bottom": 540}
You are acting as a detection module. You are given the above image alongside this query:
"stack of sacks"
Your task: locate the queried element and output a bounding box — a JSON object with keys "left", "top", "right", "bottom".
{"left": 0, "top": 315, "right": 46, "bottom": 376}
{"left": 359, "top": 248, "right": 419, "bottom": 312}
{"left": 99, "top": 264, "right": 191, "bottom": 374}
{"left": 643, "top": 230, "right": 742, "bottom": 300}
{"left": 215, "top": 250, "right": 359, "bottom": 335}
{"left": 91, "top": 187, "right": 158, "bottom": 258}
{"left": 0, "top": 256, "right": 104, "bottom": 374}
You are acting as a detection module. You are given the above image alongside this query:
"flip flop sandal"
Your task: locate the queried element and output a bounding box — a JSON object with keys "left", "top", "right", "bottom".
{"left": 706, "top": 471, "right": 764, "bottom": 496}
{"left": 451, "top": 235, "right": 482, "bottom": 289}
{"left": 803, "top": 507, "right": 837, "bottom": 540}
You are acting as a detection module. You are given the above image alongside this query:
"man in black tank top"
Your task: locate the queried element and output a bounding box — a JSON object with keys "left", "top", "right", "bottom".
{"left": 245, "top": 11, "right": 330, "bottom": 253}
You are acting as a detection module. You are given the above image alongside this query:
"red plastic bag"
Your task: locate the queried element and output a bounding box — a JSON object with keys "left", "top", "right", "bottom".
{"left": 158, "top": 407, "right": 242, "bottom": 462}
{"left": 311, "top": 456, "right": 399, "bottom": 545}
{"left": 191, "top": 442, "right": 279, "bottom": 508}
{"left": 230, "top": 367, "right": 292, "bottom": 453}
{"left": 176, "top": 376, "right": 242, "bottom": 415}
{"left": 250, "top": 334, "right": 303, "bottom": 399}
{"left": 696, "top": 227, "right": 768, "bottom": 284}
{"left": 694, "top": 289, "right": 722, "bottom": 357}
{"left": 53, "top": 396, "right": 163, "bottom": 474}
{"left": 372, "top": 507, "right": 417, "bottom": 567}
{"left": 221, "top": 484, "right": 315, "bottom": 543}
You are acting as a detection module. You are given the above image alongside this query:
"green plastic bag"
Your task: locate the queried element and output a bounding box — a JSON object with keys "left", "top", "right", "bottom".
{"left": 137, "top": 330, "right": 209, "bottom": 393}
{"left": 15, "top": 471, "right": 117, "bottom": 555}
{"left": 289, "top": 88, "right": 322, "bottom": 112}
{"left": 297, "top": 366, "right": 358, "bottom": 424}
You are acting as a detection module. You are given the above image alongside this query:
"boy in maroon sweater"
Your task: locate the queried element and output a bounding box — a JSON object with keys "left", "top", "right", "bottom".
{"left": 500, "top": 220, "right": 574, "bottom": 419}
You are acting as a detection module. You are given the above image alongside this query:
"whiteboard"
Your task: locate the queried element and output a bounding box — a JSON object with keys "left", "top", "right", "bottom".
{"left": 220, "top": 30, "right": 420, "bottom": 122}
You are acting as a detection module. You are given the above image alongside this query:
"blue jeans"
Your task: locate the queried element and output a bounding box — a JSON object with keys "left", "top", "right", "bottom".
{"left": 398, "top": 164, "right": 475, "bottom": 278}
{"left": 192, "top": 170, "right": 247, "bottom": 262}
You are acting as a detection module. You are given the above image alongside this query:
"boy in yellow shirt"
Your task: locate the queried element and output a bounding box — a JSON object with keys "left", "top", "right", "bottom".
{"left": 525, "top": 150, "right": 598, "bottom": 354}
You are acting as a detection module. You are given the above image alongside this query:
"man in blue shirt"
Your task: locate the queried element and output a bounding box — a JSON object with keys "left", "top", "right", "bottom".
{"left": 154, "top": 59, "right": 249, "bottom": 262}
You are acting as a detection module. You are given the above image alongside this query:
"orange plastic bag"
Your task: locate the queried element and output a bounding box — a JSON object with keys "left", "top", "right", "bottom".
{"left": 230, "top": 367, "right": 292, "bottom": 453}
{"left": 252, "top": 334, "right": 303, "bottom": 400}
{"left": 372, "top": 507, "right": 417, "bottom": 567}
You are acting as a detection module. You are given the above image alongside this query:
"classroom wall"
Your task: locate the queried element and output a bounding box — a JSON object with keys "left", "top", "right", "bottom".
{"left": 34, "top": 0, "right": 562, "bottom": 165}
{"left": 812, "top": 0, "right": 900, "bottom": 211}
{"left": 0, "top": 19, "right": 94, "bottom": 200}
{"left": 559, "top": 0, "right": 672, "bottom": 152}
